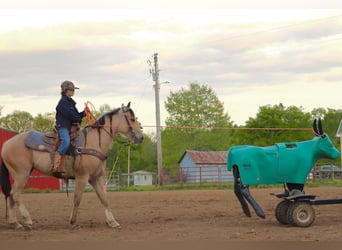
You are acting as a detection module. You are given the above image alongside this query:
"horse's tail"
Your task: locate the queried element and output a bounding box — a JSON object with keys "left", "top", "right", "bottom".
{"left": 0, "top": 160, "right": 11, "bottom": 198}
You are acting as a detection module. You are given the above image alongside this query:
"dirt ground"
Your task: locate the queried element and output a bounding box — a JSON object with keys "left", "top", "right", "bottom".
{"left": 0, "top": 187, "right": 341, "bottom": 242}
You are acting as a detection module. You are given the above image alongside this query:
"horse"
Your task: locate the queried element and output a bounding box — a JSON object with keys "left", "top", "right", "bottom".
{"left": 0, "top": 102, "right": 144, "bottom": 230}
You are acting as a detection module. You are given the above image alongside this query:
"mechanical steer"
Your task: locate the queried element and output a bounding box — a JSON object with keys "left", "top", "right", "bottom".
{"left": 227, "top": 118, "right": 340, "bottom": 227}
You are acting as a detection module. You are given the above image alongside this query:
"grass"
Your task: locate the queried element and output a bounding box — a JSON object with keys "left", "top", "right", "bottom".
{"left": 20, "top": 179, "right": 342, "bottom": 193}
{"left": 112, "top": 179, "right": 342, "bottom": 192}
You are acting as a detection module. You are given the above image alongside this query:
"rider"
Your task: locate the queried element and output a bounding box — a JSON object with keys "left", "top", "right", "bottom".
{"left": 53, "top": 80, "right": 86, "bottom": 172}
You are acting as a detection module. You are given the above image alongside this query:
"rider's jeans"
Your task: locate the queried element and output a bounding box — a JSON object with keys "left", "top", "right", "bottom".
{"left": 57, "top": 128, "right": 70, "bottom": 155}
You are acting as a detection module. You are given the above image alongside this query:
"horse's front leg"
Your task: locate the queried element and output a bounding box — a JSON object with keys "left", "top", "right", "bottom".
{"left": 89, "top": 175, "right": 121, "bottom": 229}
{"left": 70, "top": 176, "right": 88, "bottom": 230}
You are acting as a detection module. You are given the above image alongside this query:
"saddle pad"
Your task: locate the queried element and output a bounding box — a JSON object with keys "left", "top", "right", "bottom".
{"left": 25, "top": 130, "right": 54, "bottom": 152}
{"left": 25, "top": 130, "right": 85, "bottom": 152}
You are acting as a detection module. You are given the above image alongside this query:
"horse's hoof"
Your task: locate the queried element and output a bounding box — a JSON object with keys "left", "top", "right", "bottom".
{"left": 10, "top": 223, "right": 25, "bottom": 230}
{"left": 23, "top": 224, "right": 33, "bottom": 230}
{"left": 111, "top": 224, "right": 122, "bottom": 230}
{"left": 71, "top": 224, "right": 81, "bottom": 230}
{"left": 106, "top": 221, "right": 121, "bottom": 230}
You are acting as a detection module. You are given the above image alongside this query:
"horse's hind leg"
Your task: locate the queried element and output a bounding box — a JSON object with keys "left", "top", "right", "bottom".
{"left": 18, "top": 202, "right": 33, "bottom": 229}
{"left": 90, "top": 175, "right": 121, "bottom": 229}
{"left": 7, "top": 195, "right": 22, "bottom": 229}
{"left": 7, "top": 175, "right": 32, "bottom": 230}
{"left": 8, "top": 189, "right": 33, "bottom": 229}
{"left": 8, "top": 197, "right": 33, "bottom": 229}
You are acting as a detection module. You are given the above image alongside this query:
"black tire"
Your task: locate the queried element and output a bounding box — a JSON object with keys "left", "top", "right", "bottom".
{"left": 275, "top": 200, "right": 291, "bottom": 225}
{"left": 287, "top": 201, "right": 315, "bottom": 227}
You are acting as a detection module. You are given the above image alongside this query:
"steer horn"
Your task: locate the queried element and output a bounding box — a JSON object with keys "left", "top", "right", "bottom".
{"left": 313, "top": 118, "right": 324, "bottom": 137}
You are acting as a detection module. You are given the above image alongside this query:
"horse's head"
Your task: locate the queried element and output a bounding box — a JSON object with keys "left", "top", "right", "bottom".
{"left": 117, "top": 102, "right": 144, "bottom": 144}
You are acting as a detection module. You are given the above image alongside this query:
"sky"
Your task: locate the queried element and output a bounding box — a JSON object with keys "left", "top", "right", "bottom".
{"left": 1, "top": 0, "right": 342, "bottom": 134}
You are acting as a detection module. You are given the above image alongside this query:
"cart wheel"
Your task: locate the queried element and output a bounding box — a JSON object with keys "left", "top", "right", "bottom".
{"left": 275, "top": 200, "right": 291, "bottom": 225}
{"left": 287, "top": 201, "right": 315, "bottom": 227}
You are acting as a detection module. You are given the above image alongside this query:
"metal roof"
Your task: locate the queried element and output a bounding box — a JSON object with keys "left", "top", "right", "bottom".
{"left": 180, "top": 150, "right": 227, "bottom": 165}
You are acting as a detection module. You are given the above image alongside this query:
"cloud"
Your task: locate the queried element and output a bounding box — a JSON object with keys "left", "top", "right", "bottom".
{"left": 0, "top": 8, "right": 342, "bottom": 132}
{"left": 2, "top": 0, "right": 342, "bottom": 9}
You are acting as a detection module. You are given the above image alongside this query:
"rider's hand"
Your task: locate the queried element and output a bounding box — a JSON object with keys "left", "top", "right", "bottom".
{"left": 84, "top": 106, "right": 90, "bottom": 113}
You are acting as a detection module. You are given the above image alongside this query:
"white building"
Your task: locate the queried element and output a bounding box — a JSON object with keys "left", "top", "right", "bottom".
{"left": 132, "top": 171, "right": 154, "bottom": 186}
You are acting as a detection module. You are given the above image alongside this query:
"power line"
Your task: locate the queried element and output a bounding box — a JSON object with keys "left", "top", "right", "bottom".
{"left": 142, "top": 124, "right": 312, "bottom": 131}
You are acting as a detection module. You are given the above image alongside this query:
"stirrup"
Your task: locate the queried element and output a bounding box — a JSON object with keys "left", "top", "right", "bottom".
{"left": 52, "top": 162, "right": 65, "bottom": 173}
{"left": 53, "top": 166, "right": 65, "bottom": 173}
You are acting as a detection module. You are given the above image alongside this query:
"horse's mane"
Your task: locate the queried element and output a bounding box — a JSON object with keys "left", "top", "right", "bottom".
{"left": 94, "top": 108, "right": 121, "bottom": 127}
{"left": 86, "top": 106, "right": 135, "bottom": 129}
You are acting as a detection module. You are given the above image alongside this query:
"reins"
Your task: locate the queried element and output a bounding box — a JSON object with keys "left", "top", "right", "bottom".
{"left": 82, "top": 103, "right": 136, "bottom": 146}
{"left": 84, "top": 101, "right": 97, "bottom": 126}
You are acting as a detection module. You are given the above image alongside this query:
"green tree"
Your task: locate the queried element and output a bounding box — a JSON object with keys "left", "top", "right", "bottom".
{"left": 162, "top": 82, "right": 234, "bottom": 177}
{"left": 98, "top": 104, "right": 112, "bottom": 116}
{"left": 165, "top": 82, "right": 232, "bottom": 130}
{"left": 105, "top": 133, "right": 157, "bottom": 182}
{"left": 0, "top": 110, "right": 34, "bottom": 132}
{"left": 133, "top": 134, "right": 157, "bottom": 172}
{"left": 33, "top": 113, "right": 55, "bottom": 132}
{"left": 232, "top": 103, "right": 312, "bottom": 146}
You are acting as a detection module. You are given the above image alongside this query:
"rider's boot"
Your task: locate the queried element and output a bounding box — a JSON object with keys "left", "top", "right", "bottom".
{"left": 53, "top": 152, "right": 64, "bottom": 172}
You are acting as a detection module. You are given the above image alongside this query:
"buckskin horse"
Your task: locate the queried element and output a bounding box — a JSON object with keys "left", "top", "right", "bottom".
{"left": 0, "top": 102, "right": 144, "bottom": 230}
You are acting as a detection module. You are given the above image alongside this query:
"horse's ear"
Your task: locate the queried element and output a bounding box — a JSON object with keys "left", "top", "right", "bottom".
{"left": 127, "top": 102, "right": 131, "bottom": 108}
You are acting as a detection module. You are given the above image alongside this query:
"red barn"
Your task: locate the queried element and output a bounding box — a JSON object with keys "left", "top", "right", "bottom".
{"left": 0, "top": 127, "right": 17, "bottom": 163}
{"left": 0, "top": 128, "right": 60, "bottom": 191}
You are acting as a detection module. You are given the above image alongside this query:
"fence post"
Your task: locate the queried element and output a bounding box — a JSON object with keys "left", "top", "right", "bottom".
{"left": 199, "top": 167, "right": 202, "bottom": 184}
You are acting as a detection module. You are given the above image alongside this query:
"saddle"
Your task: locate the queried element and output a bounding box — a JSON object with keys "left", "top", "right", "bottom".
{"left": 25, "top": 126, "right": 107, "bottom": 163}
{"left": 25, "top": 125, "right": 84, "bottom": 153}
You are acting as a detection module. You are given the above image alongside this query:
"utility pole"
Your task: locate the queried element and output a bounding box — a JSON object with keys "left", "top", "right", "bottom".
{"left": 127, "top": 145, "right": 131, "bottom": 187}
{"left": 337, "top": 118, "right": 342, "bottom": 167}
{"left": 152, "top": 53, "right": 163, "bottom": 186}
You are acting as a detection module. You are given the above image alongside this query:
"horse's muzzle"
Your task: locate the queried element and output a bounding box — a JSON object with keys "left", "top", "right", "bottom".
{"left": 132, "top": 133, "right": 144, "bottom": 144}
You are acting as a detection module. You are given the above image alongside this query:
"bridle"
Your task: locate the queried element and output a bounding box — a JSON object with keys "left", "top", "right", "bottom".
{"left": 121, "top": 105, "right": 134, "bottom": 133}
{"left": 83, "top": 103, "right": 139, "bottom": 156}
{"left": 121, "top": 105, "right": 140, "bottom": 140}
{"left": 100, "top": 105, "right": 136, "bottom": 140}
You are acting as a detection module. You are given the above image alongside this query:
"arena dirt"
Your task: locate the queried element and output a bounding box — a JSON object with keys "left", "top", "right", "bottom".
{"left": 0, "top": 187, "right": 341, "bottom": 242}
